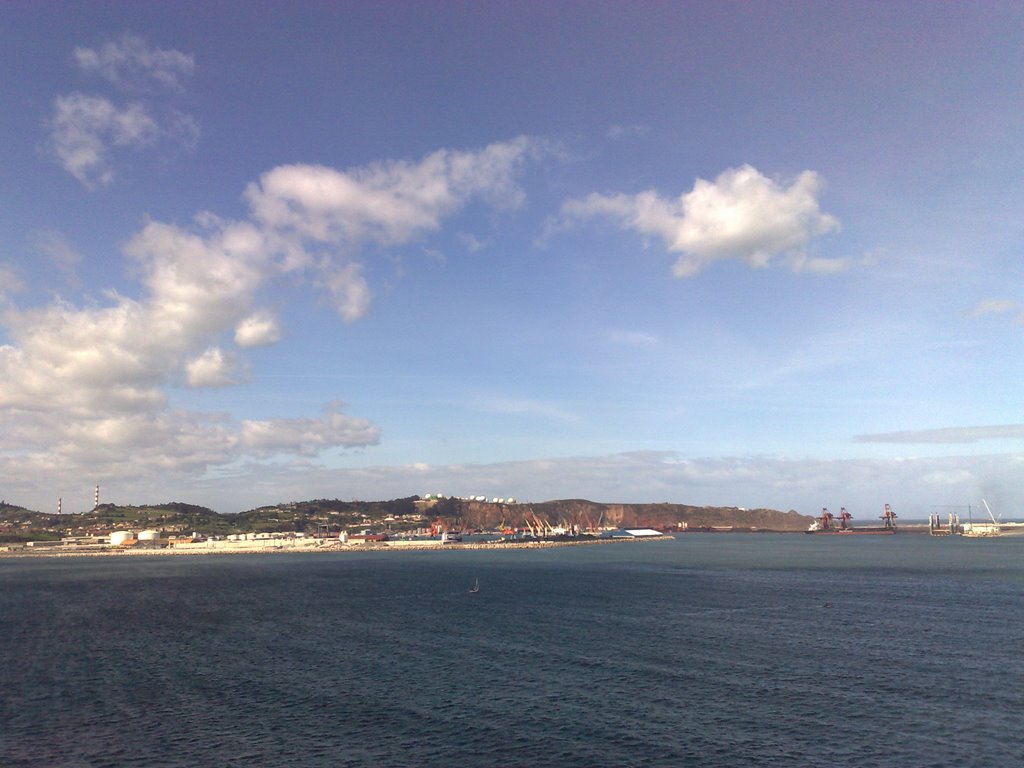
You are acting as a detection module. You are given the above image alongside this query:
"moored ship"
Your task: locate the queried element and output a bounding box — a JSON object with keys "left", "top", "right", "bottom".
{"left": 806, "top": 504, "right": 898, "bottom": 535}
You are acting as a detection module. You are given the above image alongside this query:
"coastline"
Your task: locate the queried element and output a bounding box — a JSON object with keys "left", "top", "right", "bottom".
{"left": 0, "top": 534, "right": 677, "bottom": 558}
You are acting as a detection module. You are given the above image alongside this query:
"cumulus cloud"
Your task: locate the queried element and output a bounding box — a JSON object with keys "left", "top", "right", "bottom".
{"left": 2, "top": 137, "right": 537, "bottom": 502}
{"left": 244, "top": 135, "right": 540, "bottom": 320}
{"left": 185, "top": 347, "right": 239, "bottom": 388}
{"left": 48, "top": 94, "right": 160, "bottom": 187}
{"left": 0, "top": 210, "right": 364, "bottom": 489}
{"left": 318, "top": 262, "right": 372, "bottom": 322}
{"left": 559, "top": 164, "right": 843, "bottom": 277}
{"left": 0, "top": 298, "right": 166, "bottom": 416}
{"left": 235, "top": 311, "right": 281, "bottom": 347}
{"left": 245, "top": 136, "right": 537, "bottom": 248}
{"left": 48, "top": 36, "right": 199, "bottom": 188}
{"left": 73, "top": 34, "right": 195, "bottom": 91}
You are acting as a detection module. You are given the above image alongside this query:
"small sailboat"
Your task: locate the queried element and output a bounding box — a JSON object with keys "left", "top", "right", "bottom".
{"left": 469, "top": 578, "right": 480, "bottom": 594}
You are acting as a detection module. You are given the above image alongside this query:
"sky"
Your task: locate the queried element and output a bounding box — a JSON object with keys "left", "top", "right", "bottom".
{"left": 1, "top": 2, "right": 1023, "bottom": 518}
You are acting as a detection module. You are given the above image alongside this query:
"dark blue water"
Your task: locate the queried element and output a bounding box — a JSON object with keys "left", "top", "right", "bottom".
{"left": 2, "top": 535, "right": 1023, "bottom": 767}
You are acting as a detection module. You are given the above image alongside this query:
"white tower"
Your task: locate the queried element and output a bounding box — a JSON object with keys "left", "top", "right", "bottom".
{"left": 94, "top": 485, "right": 100, "bottom": 509}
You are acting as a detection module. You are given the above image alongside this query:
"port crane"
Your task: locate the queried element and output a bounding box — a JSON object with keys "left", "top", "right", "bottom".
{"left": 982, "top": 499, "right": 1000, "bottom": 526}
{"left": 837, "top": 507, "right": 853, "bottom": 530}
{"left": 816, "top": 507, "right": 836, "bottom": 530}
{"left": 531, "top": 510, "right": 552, "bottom": 538}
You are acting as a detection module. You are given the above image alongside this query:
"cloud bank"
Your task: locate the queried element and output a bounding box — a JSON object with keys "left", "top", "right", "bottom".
{"left": 856, "top": 425, "right": 1024, "bottom": 444}
{"left": 94, "top": 450, "right": 1024, "bottom": 517}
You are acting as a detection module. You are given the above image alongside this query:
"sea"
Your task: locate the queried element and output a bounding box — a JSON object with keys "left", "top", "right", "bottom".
{"left": 2, "top": 534, "right": 1022, "bottom": 767}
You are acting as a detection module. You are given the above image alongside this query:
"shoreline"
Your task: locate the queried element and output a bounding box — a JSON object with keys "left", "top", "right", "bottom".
{"left": 0, "top": 534, "right": 678, "bottom": 558}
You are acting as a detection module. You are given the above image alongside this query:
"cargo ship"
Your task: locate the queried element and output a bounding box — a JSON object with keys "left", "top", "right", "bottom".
{"left": 806, "top": 505, "right": 897, "bottom": 535}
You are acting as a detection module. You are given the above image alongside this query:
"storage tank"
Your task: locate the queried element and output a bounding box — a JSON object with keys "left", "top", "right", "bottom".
{"left": 137, "top": 530, "right": 160, "bottom": 542}
{"left": 109, "top": 531, "right": 136, "bottom": 546}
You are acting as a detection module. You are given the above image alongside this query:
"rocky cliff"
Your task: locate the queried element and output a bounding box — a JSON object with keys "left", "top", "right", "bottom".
{"left": 452, "top": 499, "right": 809, "bottom": 532}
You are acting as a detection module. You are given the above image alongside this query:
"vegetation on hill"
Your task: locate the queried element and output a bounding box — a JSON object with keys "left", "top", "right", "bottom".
{"left": 228, "top": 497, "right": 420, "bottom": 534}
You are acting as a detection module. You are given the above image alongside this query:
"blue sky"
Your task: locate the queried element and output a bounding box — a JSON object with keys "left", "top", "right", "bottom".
{"left": 2, "top": 2, "right": 1023, "bottom": 517}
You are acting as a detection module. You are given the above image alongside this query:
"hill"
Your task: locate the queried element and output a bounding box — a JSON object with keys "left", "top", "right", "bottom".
{"left": 452, "top": 498, "right": 808, "bottom": 532}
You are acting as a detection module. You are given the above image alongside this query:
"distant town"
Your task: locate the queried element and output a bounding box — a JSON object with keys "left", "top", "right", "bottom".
{"left": 0, "top": 493, "right": 810, "bottom": 552}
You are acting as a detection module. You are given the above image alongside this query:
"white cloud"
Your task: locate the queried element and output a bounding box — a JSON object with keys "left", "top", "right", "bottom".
{"left": 855, "top": 424, "right": 1024, "bottom": 444}
{"left": 185, "top": 347, "right": 239, "bottom": 388}
{"left": 0, "top": 298, "right": 167, "bottom": 416}
{"left": 244, "top": 136, "right": 540, "bottom": 319}
{"left": 124, "top": 216, "right": 272, "bottom": 336}
{"left": 48, "top": 94, "right": 160, "bottom": 187}
{"left": 0, "top": 209, "right": 340, "bottom": 485}
{"left": 244, "top": 136, "right": 538, "bottom": 247}
{"left": 235, "top": 311, "right": 281, "bottom": 347}
{"left": 4, "top": 138, "right": 539, "bottom": 504}
{"left": 319, "top": 262, "right": 372, "bottom": 322}
{"left": 47, "top": 93, "right": 199, "bottom": 188}
{"left": 560, "top": 164, "right": 843, "bottom": 277}
{"left": 241, "top": 402, "right": 380, "bottom": 457}
{"left": 73, "top": 34, "right": 195, "bottom": 91}
{"left": 48, "top": 36, "right": 199, "bottom": 188}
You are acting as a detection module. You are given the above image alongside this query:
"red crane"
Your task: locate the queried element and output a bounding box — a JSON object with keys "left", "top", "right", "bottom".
{"left": 837, "top": 507, "right": 853, "bottom": 530}
{"left": 817, "top": 507, "right": 835, "bottom": 530}
{"left": 881, "top": 504, "right": 897, "bottom": 530}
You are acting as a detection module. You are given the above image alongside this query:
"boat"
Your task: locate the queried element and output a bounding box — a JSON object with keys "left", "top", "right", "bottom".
{"left": 469, "top": 578, "right": 479, "bottom": 594}
{"left": 806, "top": 505, "right": 897, "bottom": 535}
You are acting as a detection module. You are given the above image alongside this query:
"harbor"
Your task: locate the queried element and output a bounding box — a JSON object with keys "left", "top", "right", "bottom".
{"left": 1, "top": 528, "right": 675, "bottom": 557}
{"left": 927, "top": 500, "right": 1024, "bottom": 537}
